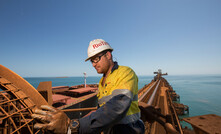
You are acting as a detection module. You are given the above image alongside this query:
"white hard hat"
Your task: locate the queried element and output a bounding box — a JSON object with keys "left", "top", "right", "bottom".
{"left": 85, "top": 39, "right": 113, "bottom": 61}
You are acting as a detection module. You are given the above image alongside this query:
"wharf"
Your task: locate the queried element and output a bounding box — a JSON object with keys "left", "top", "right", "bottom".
{"left": 138, "top": 70, "right": 183, "bottom": 133}
{"left": 137, "top": 70, "right": 221, "bottom": 134}
{"left": 0, "top": 65, "right": 221, "bottom": 134}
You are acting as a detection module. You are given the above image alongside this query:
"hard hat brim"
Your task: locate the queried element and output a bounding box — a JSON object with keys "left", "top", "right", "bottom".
{"left": 85, "top": 57, "right": 91, "bottom": 62}
{"left": 85, "top": 48, "right": 113, "bottom": 62}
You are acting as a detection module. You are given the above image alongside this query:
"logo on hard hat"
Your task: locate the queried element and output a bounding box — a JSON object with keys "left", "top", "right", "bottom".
{"left": 93, "top": 41, "right": 108, "bottom": 49}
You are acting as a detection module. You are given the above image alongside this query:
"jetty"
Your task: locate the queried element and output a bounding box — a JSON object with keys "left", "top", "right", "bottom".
{"left": 0, "top": 65, "right": 221, "bottom": 134}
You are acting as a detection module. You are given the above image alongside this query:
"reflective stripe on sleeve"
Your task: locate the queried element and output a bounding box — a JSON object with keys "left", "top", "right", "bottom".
{"left": 98, "top": 89, "right": 133, "bottom": 105}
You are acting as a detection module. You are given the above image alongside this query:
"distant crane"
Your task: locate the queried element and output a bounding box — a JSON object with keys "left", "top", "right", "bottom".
{"left": 154, "top": 69, "right": 168, "bottom": 80}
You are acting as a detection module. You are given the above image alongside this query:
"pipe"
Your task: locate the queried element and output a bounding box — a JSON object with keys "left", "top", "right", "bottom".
{"left": 147, "top": 79, "right": 161, "bottom": 105}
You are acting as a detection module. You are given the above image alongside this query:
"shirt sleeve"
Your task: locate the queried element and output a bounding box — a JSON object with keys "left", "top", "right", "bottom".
{"left": 79, "top": 93, "right": 132, "bottom": 134}
{"left": 114, "top": 67, "right": 138, "bottom": 98}
{"left": 78, "top": 67, "right": 137, "bottom": 134}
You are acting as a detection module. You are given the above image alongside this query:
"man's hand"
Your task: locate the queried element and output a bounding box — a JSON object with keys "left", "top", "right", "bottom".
{"left": 31, "top": 105, "right": 70, "bottom": 134}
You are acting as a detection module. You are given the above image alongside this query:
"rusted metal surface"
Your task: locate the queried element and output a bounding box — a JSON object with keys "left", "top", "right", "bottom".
{"left": 138, "top": 81, "right": 156, "bottom": 101}
{"left": 1, "top": 65, "right": 220, "bottom": 134}
{"left": 52, "top": 94, "right": 71, "bottom": 104}
{"left": 138, "top": 70, "right": 184, "bottom": 134}
{"left": 173, "top": 102, "right": 189, "bottom": 115}
{"left": 37, "top": 81, "right": 53, "bottom": 105}
{"left": 183, "top": 114, "right": 221, "bottom": 134}
{"left": 0, "top": 77, "right": 37, "bottom": 133}
{"left": 0, "top": 65, "right": 98, "bottom": 133}
{"left": 62, "top": 107, "right": 97, "bottom": 112}
{"left": 68, "top": 87, "right": 97, "bottom": 94}
{"left": 138, "top": 80, "right": 158, "bottom": 103}
{"left": 147, "top": 79, "right": 161, "bottom": 105}
{"left": 0, "top": 65, "right": 48, "bottom": 108}
{"left": 0, "top": 64, "right": 47, "bottom": 134}
{"left": 55, "top": 92, "right": 97, "bottom": 110}
{"left": 166, "top": 89, "right": 183, "bottom": 134}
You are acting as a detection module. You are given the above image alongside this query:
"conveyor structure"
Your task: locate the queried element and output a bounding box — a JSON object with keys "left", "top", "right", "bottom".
{"left": 0, "top": 65, "right": 221, "bottom": 134}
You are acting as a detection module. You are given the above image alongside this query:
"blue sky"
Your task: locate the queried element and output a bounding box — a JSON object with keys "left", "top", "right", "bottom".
{"left": 0, "top": 0, "right": 221, "bottom": 77}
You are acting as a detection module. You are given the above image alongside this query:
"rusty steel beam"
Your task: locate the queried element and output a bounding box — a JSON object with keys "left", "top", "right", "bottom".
{"left": 147, "top": 79, "right": 161, "bottom": 105}
{"left": 138, "top": 80, "right": 158, "bottom": 102}
{"left": 0, "top": 96, "right": 28, "bottom": 105}
{"left": 0, "top": 92, "right": 34, "bottom": 133}
{"left": 62, "top": 107, "right": 97, "bottom": 112}
{"left": 11, "top": 119, "right": 34, "bottom": 134}
{"left": 183, "top": 114, "right": 221, "bottom": 134}
{"left": 138, "top": 75, "right": 183, "bottom": 134}
{"left": 37, "top": 81, "right": 53, "bottom": 105}
{"left": 166, "top": 90, "right": 183, "bottom": 134}
{"left": 0, "top": 65, "right": 44, "bottom": 134}
{"left": 0, "top": 65, "right": 48, "bottom": 108}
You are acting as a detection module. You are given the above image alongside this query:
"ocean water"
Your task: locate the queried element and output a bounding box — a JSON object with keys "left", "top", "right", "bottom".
{"left": 25, "top": 76, "right": 101, "bottom": 89}
{"left": 164, "top": 75, "right": 221, "bottom": 128}
{"left": 25, "top": 76, "right": 153, "bottom": 90}
{"left": 24, "top": 75, "right": 221, "bottom": 128}
{"left": 165, "top": 75, "right": 221, "bottom": 116}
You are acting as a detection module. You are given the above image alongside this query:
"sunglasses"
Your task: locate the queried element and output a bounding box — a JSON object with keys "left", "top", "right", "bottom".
{"left": 90, "top": 52, "right": 107, "bottom": 63}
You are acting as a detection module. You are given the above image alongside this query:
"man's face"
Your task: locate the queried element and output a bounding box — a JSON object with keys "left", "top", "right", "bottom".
{"left": 90, "top": 52, "right": 109, "bottom": 74}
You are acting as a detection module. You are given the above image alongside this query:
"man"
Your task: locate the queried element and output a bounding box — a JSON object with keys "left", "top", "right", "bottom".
{"left": 32, "top": 39, "right": 145, "bottom": 134}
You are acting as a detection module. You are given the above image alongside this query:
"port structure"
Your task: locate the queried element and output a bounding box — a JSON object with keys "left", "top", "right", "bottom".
{"left": 1, "top": 65, "right": 221, "bottom": 134}
{"left": 138, "top": 70, "right": 221, "bottom": 134}
{"left": 138, "top": 70, "right": 184, "bottom": 134}
{"left": 0, "top": 65, "right": 49, "bottom": 134}
{"left": 0, "top": 77, "right": 37, "bottom": 134}
{"left": 0, "top": 66, "right": 190, "bottom": 134}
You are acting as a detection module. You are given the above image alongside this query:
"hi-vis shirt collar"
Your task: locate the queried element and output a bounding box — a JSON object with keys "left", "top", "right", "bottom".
{"left": 103, "top": 62, "right": 119, "bottom": 77}
{"left": 111, "top": 62, "right": 119, "bottom": 73}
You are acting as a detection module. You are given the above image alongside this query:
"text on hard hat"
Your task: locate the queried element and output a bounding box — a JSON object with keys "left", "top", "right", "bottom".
{"left": 93, "top": 41, "right": 108, "bottom": 49}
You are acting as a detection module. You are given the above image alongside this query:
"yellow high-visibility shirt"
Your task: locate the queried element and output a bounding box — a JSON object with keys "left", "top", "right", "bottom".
{"left": 97, "top": 63, "right": 140, "bottom": 124}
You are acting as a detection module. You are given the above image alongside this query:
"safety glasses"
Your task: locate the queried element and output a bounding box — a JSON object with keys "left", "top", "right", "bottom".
{"left": 90, "top": 52, "right": 107, "bottom": 63}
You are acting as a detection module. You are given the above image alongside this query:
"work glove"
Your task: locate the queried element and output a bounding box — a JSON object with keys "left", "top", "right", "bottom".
{"left": 31, "top": 105, "right": 74, "bottom": 134}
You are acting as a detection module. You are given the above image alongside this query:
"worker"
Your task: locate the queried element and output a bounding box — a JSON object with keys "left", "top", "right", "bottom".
{"left": 31, "top": 39, "right": 145, "bottom": 134}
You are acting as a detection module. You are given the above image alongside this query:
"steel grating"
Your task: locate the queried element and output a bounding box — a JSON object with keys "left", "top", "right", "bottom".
{"left": 0, "top": 65, "right": 48, "bottom": 134}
